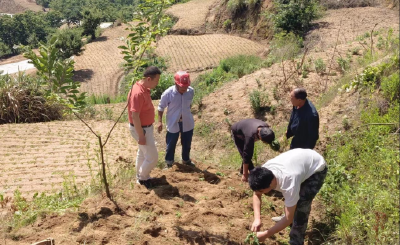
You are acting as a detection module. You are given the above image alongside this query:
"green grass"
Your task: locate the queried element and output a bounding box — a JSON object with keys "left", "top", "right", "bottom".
{"left": 192, "top": 55, "right": 268, "bottom": 105}
{"left": 86, "top": 94, "right": 127, "bottom": 105}
{"left": 319, "top": 50, "right": 399, "bottom": 243}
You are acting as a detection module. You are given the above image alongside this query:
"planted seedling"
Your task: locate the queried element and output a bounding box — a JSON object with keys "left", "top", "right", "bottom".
{"left": 244, "top": 232, "right": 260, "bottom": 245}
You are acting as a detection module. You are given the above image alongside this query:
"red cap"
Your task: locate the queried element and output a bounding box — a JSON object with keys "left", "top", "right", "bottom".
{"left": 174, "top": 71, "right": 190, "bottom": 87}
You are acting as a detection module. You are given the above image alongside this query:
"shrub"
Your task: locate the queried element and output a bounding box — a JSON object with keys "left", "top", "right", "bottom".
{"left": 52, "top": 28, "right": 83, "bottom": 59}
{"left": 0, "top": 73, "right": 64, "bottom": 124}
{"left": 227, "top": 0, "right": 246, "bottom": 14}
{"left": 249, "top": 89, "right": 269, "bottom": 115}
{"left": 81, "top": 9, "right": 102, "bottom": 40}
{"left": 267, "top": 32, "right": 303, "bottom": 64}
{"left": 381, "top": 72, "right": 399, "bottom": 102}
{"left": 220, "top": 55, "right": 263, "bottom": 78}
{"left": 151, "top": 73, "right": 175, "bottom": 100}
{"left": 223, "top": 19, "right": 232, "bottom": 30}
{"left": 337, "top": 57, "right": 350, "bottom": 72}
{"left": 271, "top": 0, "right": 321, "bottom": 35}
{"left": 0, "top": 42, "right": 12, "bottom": 58}
{"left": 314, "top": 58, "right": 326, "bottom": 74}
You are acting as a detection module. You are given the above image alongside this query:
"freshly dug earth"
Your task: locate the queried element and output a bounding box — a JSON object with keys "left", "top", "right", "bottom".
{"left": 155, "top": 34, "right": 265, "bottom": 72}
{"left": 3, "top": 161, "right": 292, "bottom": 245}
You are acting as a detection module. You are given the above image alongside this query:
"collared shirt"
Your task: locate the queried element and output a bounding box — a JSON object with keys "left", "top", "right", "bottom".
{"left": 158, "top": 85, "right": 194, "bottom": 133}
{"left": 127, "top": 82, "right": 155, "bottom": 126}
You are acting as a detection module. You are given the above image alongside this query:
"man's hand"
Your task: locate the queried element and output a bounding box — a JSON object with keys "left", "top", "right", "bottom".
{"left": 157, "top": 122, "right": 163, "bottom": 133}
{"left": 256, "top": 230, "right": 268, "bottom": 242}
{"left": 138, "top": 135, "right": 146, "bottom": 145}
{"left": 241, "top": 172, "right": 248, "bottom": 182}
{"left": 251, "top": 219, "right": 262, "bottom": 232}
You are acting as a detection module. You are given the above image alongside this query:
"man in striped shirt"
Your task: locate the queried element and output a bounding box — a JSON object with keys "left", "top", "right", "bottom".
{"left": 157, "top": 71, "right": 195, "bottom": 168}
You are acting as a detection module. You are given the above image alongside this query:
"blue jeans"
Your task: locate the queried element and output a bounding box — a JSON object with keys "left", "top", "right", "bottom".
{"left": 165, "top": 122, "right": 193, "bottom": 162}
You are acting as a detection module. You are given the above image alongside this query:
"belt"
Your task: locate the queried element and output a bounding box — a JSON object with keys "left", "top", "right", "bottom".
{"left": 130, "top": 123, "right": 152, "bottom": 128}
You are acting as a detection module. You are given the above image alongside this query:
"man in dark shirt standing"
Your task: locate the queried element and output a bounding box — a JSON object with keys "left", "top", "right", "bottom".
{"left": 231, "top": 119, "right": 275, "bottom": 182}
{"left": 286, "top": 88, "right": 319, "bottom": 149}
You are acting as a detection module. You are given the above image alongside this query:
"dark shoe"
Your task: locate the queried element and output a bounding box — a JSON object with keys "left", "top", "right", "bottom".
{"left": 182, "top": 159, "right": 195, "bottom": 167}
{"left": 138, "top": 179, "right": 153, "bottom": 189}
{"left": 164, "top": 161, "right": 173, "bottom": 169}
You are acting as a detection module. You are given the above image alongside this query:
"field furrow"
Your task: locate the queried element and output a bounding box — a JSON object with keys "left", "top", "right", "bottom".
{"left": 0, "top": 120, "right": 137, "bottom": 196}
{"left": 156, "top": 34, "right": 265, "bottom": 72}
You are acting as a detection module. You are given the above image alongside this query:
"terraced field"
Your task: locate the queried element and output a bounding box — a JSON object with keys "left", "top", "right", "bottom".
{"left": 73, "top": 24, "right": 131, "bottom": 96}
{"left": 165, "top": 0, "right": 218, "bottom": 34}
{"left": 155, "top": 34, "right": 265, "bottom": 72}
{"left": 0, "top": 120, "right": 136, "bottom": 197}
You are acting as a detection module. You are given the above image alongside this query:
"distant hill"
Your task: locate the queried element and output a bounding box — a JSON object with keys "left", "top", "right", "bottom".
{"left": 0, "top": 0, "right": 42, "bottom": 14}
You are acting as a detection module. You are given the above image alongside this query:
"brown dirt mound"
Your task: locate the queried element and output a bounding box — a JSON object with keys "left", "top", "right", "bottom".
{"left": 165, "top": 0, "right": 218, "bottom": 35}
{"left": 73, "top": 24, "right": 131, "bottom": 96}
{"left": 155, "top": 34, "right": 265, "bottom": 72}
{"left": 3, "top": 161, "right": 288, "bottom": 245}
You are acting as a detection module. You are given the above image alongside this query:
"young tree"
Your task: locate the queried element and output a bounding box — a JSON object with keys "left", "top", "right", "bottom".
{"left": 81, "top": 9, "right": 102, "bottom": 40}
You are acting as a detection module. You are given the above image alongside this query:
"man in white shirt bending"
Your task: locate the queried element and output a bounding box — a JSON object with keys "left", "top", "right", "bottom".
{"left": 157, "top": 71, "right": 195, "bottom": 168}
{"left": 248, "top": 149, "right": 328, "bottom": 245}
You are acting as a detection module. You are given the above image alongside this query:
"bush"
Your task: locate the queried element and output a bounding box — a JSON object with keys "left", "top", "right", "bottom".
{"left": 267, "top": 32, "right": 303, "bottom": 64}
{"left": 271, "top": 0, "right": 321, "bottom": 35}
{"left": 0, "top": 73, "right": 64, "bottom": 124}
{"left": 52, "top": 28, "right": 84, "bottom": 59}
{"left": 81, "top": 9, "right": 102, "bottom": 40}
{"left": 337, "top": 57, "right": 350, "bottom": 73}
{"left": 227, "top": 0, "right": 261, "bottom": 14}
{"left": 151, "top": 73, "right": 175, "bottom": 100}
{"left": 249, "top": 89, "right": 269, "bottom": 115}
{"left": 381, "top": 72, "right": 399, "bottom": 102}
{"left": 0, "top": 42, "right": 12, "bottom": 58}
{"left": 314, "top": 58, "right": 326, "bottom": 74}
{"left": 220, "top": 55, "right": 263, "bottom": 78}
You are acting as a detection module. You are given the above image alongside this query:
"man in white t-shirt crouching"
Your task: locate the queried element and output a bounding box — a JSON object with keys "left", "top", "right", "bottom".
{"left": 248, "top": 149, "right": 328, "bottom": 245}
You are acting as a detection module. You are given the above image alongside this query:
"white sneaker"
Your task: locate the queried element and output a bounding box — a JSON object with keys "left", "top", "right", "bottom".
{"left": 272, "top": 214, "right": 285, "bottom": 222}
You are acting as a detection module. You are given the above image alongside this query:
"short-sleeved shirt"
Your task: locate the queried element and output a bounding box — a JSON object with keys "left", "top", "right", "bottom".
{"left": 262, "top": 149, "right": 326, "bottom": 207}
{"left": 127, "top": 82, "right": 155, "bottom": 126}
{"left": 158, "top": 85, "right": 194, "bottom": 133}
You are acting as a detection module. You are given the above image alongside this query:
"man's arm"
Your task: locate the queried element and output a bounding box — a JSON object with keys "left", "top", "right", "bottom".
{"left": 132, "top": 111, "right": 146, "bottom": 145}
{"left": 257, "top": 205, "right": 296, "bottom": 242}
{"left": 306, "top": 114, "right": 319, "bottom": 149}
{"left": 251, "top": 192, "right": 263, "bottom": 232}
{"left": 157, "top": 110, "right": 164, "bottom": 133}
{"left": 242, "top": 136, "right": 255, "bottom": 181}
{"left": 157, "top": 91, "right": 168, "bottom": 133}
{"left": 286, "top": 108, "right": 295, "bottom": 139}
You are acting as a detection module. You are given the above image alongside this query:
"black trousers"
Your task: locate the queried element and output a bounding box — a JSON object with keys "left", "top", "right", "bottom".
{"left": 231, "top": 131, "right": 254, "bottom": 174}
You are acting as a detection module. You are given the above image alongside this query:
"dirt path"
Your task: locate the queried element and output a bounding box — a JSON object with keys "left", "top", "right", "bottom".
{"left": 73, "top": 24, "right": 131, "bottom": 96}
